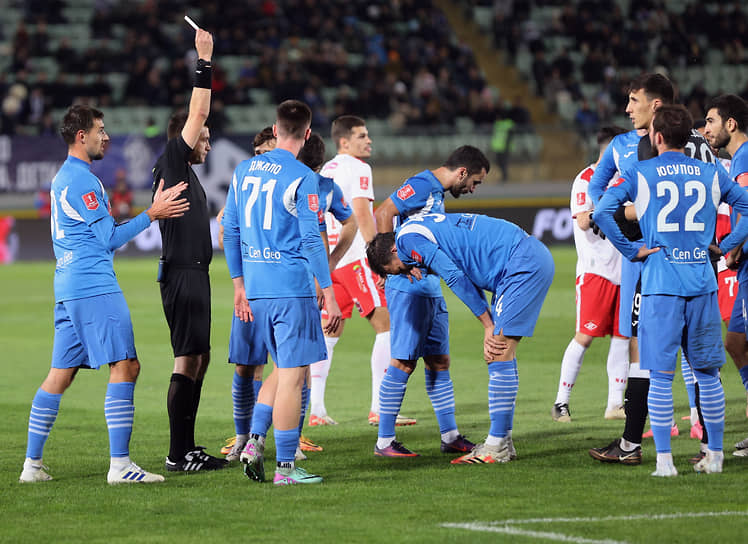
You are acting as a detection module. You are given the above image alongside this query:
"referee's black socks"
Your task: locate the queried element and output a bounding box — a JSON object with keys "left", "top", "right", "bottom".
{"left": 622, "top": 377, "right": 649, "bottom": 444}
{"left": 167, "top": 373, "right": 195, "bottom": 460}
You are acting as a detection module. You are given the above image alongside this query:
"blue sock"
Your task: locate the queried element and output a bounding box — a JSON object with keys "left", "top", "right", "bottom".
{"left": 232, "top": 371, "right": 254, "bottom": 436}
{"left": 739, "top": 366, "right": 748, "bottom": 392}
{"left": 250, "top": 402, "right": 273, "bottom": 438}
{"left": 378, "top": 365, "right": 410, "bottom": 439}
{"left": 274, "top": 428, "right": 299, "bottom": 465}
{"left": 693, "top": 368, "right": 725, "bottom": 452}
{"left": 298, "top": 382, "right": 310, "bottom": 433}
{"left": 425, "top": 369, "right": 457, "bottom": 434}
{"left": 26, "top": 389, "right": 62, "bottom": 460}
{"left": 681, "top": 356, "right": 696, "bottom": 409}
{"left": 105, "top": 382, "right": 135, "bottom": 458}
{"left": 252, "top": 379, "right": 263, "bottom": 404}
{"left": 488, "top": 360, "right": 518, "bottom": 439}
{"left": 648, "top": 371, "right": 674, "bottom": 454}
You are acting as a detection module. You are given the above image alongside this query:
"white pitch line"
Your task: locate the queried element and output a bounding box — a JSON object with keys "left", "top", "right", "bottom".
{"left": 441, "top": 523, "right": 627, "bottom": 544}
{"left": 441, "top": 511, "right": 748, "bottom": 543}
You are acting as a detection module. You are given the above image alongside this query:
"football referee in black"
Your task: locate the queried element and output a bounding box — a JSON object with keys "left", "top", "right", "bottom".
{"left": 152, "top": 26, "right": 225, "bottom": 472}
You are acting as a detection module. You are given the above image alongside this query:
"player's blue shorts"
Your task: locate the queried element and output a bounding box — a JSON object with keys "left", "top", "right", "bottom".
{"left": 51, "top": 292, "right": 137, "bottom": 370}
{"left": 618, "top": 259, "right": 642, "bottom": 338}
{"left": 727, "top": 280, "right": 748, "bottom": 335}
{"left": 249, "top": 297, "right": 326, "bottom": 368}
{"left": 492, "top": 236, "right": 554, "bottom": 337}
{"left": 227, "top": 314, "right": 268, "bottom": 366}
{"left": 387, "top": 287, "right": 449, "bottom": 361}
{"left": 639, "top": 293, "right": 725, "bottom": 372}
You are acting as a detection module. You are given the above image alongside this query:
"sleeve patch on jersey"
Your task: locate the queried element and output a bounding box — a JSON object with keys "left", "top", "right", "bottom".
{"left": 397, "top": 184, "right": 415, "bottom": 200}
{"left": 611, "top": 177, "right": 625, "bottom": 188}
{"left": 360, "top": 176, "right": 369, "bottom": 190}
{"left": 410, "top": 250, "right": 423, "bottom": 263}
{"left": 317, "top": 209, "right": 324, "bottom": 223}
{"left": 307, "top": 194, "right": 320, "bottom": 212}
{"left": 737, "top": 173, "right": 748, "bottom": 187}
{"left": 82, "top": 191, "right": 99, "bottom": 210}
{"left": 576, "top": 192, "right": 586, "bottom": 206}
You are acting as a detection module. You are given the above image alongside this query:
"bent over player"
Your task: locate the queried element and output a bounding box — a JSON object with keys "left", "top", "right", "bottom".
{"left": 20, "top": 105, "right": 189, "bottom": 484}
{"left": 368, "top": 212, "right": 554, "bottom": 464}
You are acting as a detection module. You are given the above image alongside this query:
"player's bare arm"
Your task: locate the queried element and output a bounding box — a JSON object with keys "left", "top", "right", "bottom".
{"left": 147, "top": 179, "right": 190, "bottom": 220}
{"left": 329, "top": 214, "right": 357, "bottom": 271}
{"left": 374, "top": 197, "right": 398, "bottom": 233}
{"left": 321, "top": 285, "right": 342, "bottom": 334}
{"left": 232, "top": 277, "right": 252, "bottom": 323}
{"left": 575, "top": 211, "right": 592, "bottom": 230}
{"left": 216, "top": 206, "right": 225, "bottom": 250}
{"left": 353, "top": 197, "right": 377, "bottom": 243}
{"left": 181, "top": 28, "right": 213, "bottom": 148}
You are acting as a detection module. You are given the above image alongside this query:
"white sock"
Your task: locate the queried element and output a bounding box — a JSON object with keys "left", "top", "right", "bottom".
{"left": 620, "top": 438, "right": 640, "bottom": 450}
{"left": 370, "top": 332, "right": 390, "bottom": 413}
{"left": 441, "top": 430, "right": 460, "bottom": 443}
{"left": 690, "top": 407, "right": 699, "bottom": 426}
{"left": 376, "top": 436, "right": 395, "bottom": 449}
{"left": 485, "top": 435, "right": 506, "bottom": 446}
{"left": 628, "top": 362, "right": 649, "bottom": 379}
{"left": 310, "top": 337, "right": 338, "bottom": 416}
{"left": 555, "top": 339, "right": 587, "bottom": 405}
{"left": 606, "top": 336, "right": 629, "bottom": 410}
{"left": 656, "top": 452, "right": 674, "bottom": 467}
{"left": 109, "top": 456, "right": 131, "bottom": 470}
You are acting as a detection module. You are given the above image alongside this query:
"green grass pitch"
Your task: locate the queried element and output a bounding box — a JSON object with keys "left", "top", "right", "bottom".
{"left": 1, "top": 248, "right": 747, "bottom": 543}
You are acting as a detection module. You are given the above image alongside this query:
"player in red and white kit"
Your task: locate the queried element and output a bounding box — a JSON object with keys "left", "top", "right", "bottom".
{"left": 552, "top": 126, "right": 630, "bottom": 422}
{"left": 315, "top": 115, "right": 415, "bottom": 427}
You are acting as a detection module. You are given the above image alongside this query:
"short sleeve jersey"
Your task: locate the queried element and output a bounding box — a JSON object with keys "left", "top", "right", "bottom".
{"left": 599, "top": 151, "right": 748, "bottom": 296}
{"left": 386, "top": 170, "right": 445, "bottom": 297}
{"left": 396, "top": 213, "right": 529, "bottom": 293}
{"left": 152, "top": 136, "right": 212, "bottom": 266}
{"left": 570, "top": 164, "right": 621, "bottom": 283}
{"left": 320, "top": 153, "right": 374, "bottom": 268}
{"left": 50, "top": 156, "right": 120, "bottom": 302}
{"left": 316, "top": 173, "right": 352, "bottom": 232}
{"left": 223, "top": 148, "right": 328, "bottom": 298}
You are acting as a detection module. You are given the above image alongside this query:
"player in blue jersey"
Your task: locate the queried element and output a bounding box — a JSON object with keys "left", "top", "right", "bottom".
{"left": 367, "top": 213, "right": 554, "bottom": 464}
{"left": 20, "top": 105, "right": 190, "bottom": 484}
{"left": 703, "top": 93, "right": 748, "bottom": 458}
{"left": 595, "top": 104, "right": 748, "bottom": 476}
{"left": 588, "top": 74, "right": 716, "bottom": 465}
{"left": 298, "top": 133, "right": 357, "bottom": 426}
{"left": 222, "top": 100, "right": 342, "bottom": 486}
{"left": 370, "top": 146, "right": 489, "bottom": 458}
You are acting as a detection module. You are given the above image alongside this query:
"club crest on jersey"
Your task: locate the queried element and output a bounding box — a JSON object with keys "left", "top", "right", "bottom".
{"left": 307, "top": 194, "right": 319, "bottom": 212}
{"left": 397, "top": 184, "right": 415, "bottom": 200}
{"left": 410, "top": 250, "right": 423, "bottom": 263}
{"left": 82, "top": 191, "right": 99, "bottom": 210}
{"left": 360, "top": 176, "right": 369, "bottom": 190}
{"left": 576, "top": 192, "right": 586, "bottom": 206}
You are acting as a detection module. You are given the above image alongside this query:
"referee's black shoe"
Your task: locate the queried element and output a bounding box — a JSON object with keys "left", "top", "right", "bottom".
{"left": 588, "top": 438, "right": 642, "bottom": 465}
{"left": 165, "top": 448, "right": 229, "bottom": 472}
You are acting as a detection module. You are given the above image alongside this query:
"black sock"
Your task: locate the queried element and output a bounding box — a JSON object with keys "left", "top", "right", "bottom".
{"left": 622, "top": 377, "right": 650, "bottom": 444}
{"left": 167, "top": 373, "right": 195, "bottom": 461}
{"left": 188, "top": 378, "right": 204, "bottom": 451}
{"left": 695, "top": 382, "right": 709, "bottom": 446}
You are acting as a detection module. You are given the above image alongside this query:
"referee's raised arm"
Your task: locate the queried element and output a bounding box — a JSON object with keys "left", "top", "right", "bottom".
{"left": 182, "top": 27, "right": 213, "bottom": 149}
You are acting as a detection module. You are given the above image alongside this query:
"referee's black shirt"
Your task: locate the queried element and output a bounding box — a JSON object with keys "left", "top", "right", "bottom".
{"left": 152, "top": 135, "right": 212, "bottom": 266}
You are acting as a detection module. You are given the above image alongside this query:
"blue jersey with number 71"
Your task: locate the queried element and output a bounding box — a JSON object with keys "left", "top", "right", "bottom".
{"left": 595, "top": 151, "right": 748, "bottom": 297}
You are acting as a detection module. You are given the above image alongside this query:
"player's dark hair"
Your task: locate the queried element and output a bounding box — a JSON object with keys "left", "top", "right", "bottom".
{"left": 652, "top": 104, "right": 693, "bottom": 149}
{"left": 628, "top": 73, "right": 675, "bottom": 104}
{"left": 298, "top": 133, "right": 326, "bottom": 172}
{"left": 331, "top": 115, "right": 365, "bottom": 150}
{"left": 596, "top": 126, "right": 627, "bottom": 147}
{"left": 276, "top": 100, "right": 312, "bottom": 139}
{"left": 253, "top": 126, "right": 275, "bottom": 152}
{"left": 60, "top": 105, "right": 104, "bottom": 145}
{"left": 366, "top": 232, "right": 397, "bottom": 278}
{"left": 443, "top": 145, "right": 491, "bottom": 176}
{"left": 706, "top": 94, "right": 748, "bottom": 133}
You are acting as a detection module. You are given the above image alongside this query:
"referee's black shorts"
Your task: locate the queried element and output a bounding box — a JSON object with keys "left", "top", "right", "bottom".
{"left": 160, "top": 266, "right": 211, "bottom": 357}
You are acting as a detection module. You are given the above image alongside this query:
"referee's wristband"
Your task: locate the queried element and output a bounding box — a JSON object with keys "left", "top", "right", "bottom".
{"left": 194, "top": 59, "right": 212, "bottom": 89}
